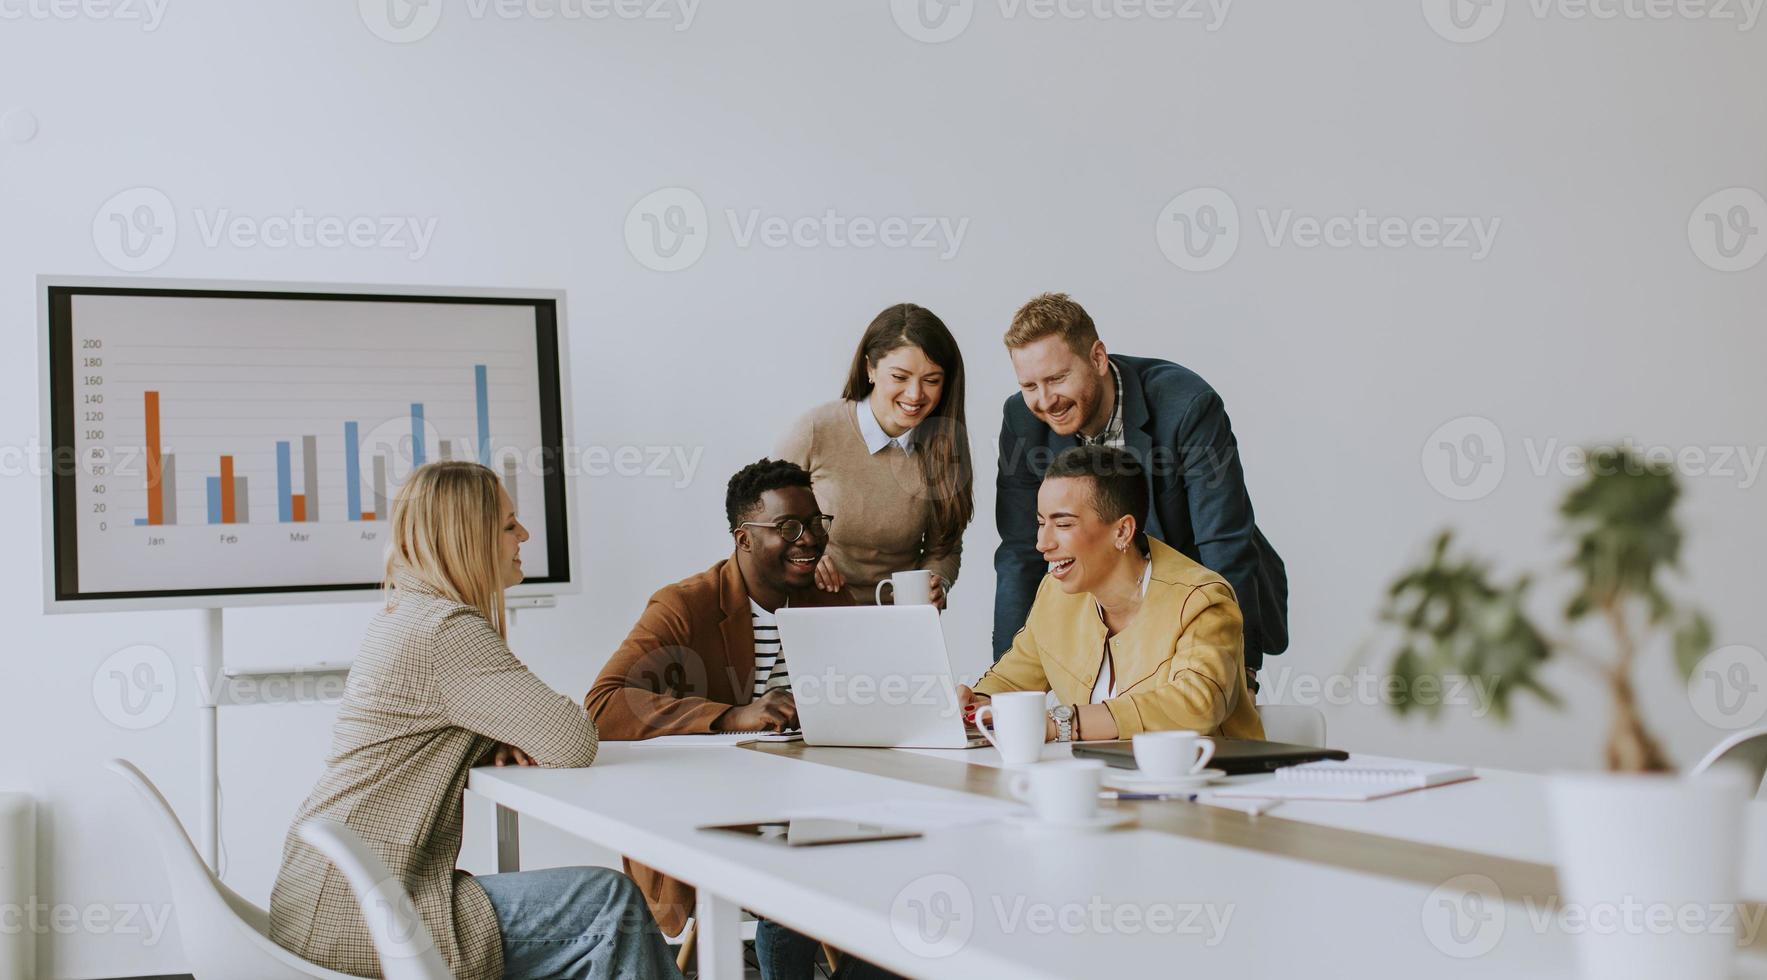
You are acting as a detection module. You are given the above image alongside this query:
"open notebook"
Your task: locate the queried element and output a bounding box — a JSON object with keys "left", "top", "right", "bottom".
{"left": 1210, "top": 754, "right": 1477, "bottom": 801}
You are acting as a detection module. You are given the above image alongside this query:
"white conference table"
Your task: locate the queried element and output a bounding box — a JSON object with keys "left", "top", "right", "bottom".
{"left": 469, "top": 743, "right": 1767, "bottom": 979}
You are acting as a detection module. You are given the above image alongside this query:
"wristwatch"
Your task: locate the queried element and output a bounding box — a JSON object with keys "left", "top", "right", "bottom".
{"left": 1049, "top": 704, "right": 1076, "bottom": 743}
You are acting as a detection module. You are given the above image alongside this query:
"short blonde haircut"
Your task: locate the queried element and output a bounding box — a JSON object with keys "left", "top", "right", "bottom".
{"left": 1004, "top": 292, "right": 1099, "bottom": 356}
{"left": 383, "top": 461, "right": 509, "bottom": 637}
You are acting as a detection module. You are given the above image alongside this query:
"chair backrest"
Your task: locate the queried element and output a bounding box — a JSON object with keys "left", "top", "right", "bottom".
{"left": 1690, "top": 727, "right": 1767, "bottom": 796}
{"left": 299, "top": 820, "right": 454, "bottom": 980}
{"left": 106, "top": 759, "right": 353, "bottom": 980}
{"left": 1257, "top": 704, "right": 1327, "bottom": 748}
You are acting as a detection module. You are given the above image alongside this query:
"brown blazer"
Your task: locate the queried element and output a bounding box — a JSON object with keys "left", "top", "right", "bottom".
{"left": 584, "top": 555, "right": 852, "bottom": 932}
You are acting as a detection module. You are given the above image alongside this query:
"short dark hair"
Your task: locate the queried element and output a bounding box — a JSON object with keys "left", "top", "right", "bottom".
{"left": 1043, "top": 445, "right": 1149, "bottom": 546}
{"left": 726, "top": 458, "right": 814, "bottom": 531}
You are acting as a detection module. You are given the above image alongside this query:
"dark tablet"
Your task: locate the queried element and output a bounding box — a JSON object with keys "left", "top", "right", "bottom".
{"left": 1073, "top": 738, "right": 1349, "bottom": 775}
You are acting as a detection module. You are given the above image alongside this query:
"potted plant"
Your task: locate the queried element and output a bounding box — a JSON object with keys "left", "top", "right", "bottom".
{"left": 1376, "top": 446, "right": 1712, "bottom": 771}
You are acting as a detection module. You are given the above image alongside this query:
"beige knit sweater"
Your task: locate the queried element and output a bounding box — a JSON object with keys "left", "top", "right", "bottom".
{"left": 775, "top": 399, "right": 962, "bottom": 605}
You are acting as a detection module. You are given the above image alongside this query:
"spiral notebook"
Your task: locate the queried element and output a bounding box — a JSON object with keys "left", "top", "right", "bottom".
{"left": 1210, "top": 754, "right": 1477, "bottom": 801}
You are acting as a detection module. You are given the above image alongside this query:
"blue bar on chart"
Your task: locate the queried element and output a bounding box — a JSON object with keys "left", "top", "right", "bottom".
{"left": 206, "top": 477, "right": 222, "bottom": 524}
{"left": 411, "top": 403, "right": 426, "bottom": 467}
{"left": 134, "top": 518, "right": 147, "bottom": 526}
{"left": 475, "top": 364, "right": 490, "bottom": 465}
{"left": 345, "top": 422, "right": 362, "bottom": 521}
{"left": 276, "top": 441, "right": 294, "bottom": 523}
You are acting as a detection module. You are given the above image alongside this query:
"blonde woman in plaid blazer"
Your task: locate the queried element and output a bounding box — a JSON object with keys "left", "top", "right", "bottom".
{"left": 269, "top": 462, "right": 682, "bottom": 980}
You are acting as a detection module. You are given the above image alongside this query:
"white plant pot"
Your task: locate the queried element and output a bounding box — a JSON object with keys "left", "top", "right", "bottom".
{"left": 1547, "top": 769, "right": 1750, "bottom": 980}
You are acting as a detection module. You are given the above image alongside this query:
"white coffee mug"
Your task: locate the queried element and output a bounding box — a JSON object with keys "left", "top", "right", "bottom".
{"left": 1009, "top": 759, "right": 1105, "bottom": 824}
{"left": 1132, "top": 731, "right": 1216, "bottom": 779}
{"left": 875, "top": 569, "right": 934, "bottom": 606}
{"left": 972, "top": 691, "right": 1046, "bottom": 767}
{"left": 1547, "top": 769, "right": 1749, "bottom": 980}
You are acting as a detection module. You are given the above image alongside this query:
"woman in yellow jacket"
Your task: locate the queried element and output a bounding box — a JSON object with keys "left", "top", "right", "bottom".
{"left": 960, "top": 445, "right": 1263, "bottom": 742}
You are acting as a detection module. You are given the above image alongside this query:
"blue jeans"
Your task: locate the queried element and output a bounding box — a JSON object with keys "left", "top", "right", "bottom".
{"left": 475, "top": 866, "right": 683, "bottom": 980}
{"left": 754, "top": 918, "right": 901, "bottom": 980}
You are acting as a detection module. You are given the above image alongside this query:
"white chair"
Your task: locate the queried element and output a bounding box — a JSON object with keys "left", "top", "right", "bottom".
{"left": 1690, "top": 727, "right": 1767, "bottom": 796}
{"left": 106, "top": 759, "right": 362, "bottom": 980}
{"left": 1257, "top": 704, "right": 1327, "bottom": 747}
{"left": 299, "top": 820, "right": 452, "bottom": 980}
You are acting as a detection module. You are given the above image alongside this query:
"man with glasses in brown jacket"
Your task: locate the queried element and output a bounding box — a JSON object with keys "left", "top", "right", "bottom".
{"left": 587, "top": 459, "right": 895, "bottom": 979}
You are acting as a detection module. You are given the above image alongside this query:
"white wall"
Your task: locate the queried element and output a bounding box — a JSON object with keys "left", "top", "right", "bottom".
{"left": 2, "top": 2, "right": 1764, "bottom": 976}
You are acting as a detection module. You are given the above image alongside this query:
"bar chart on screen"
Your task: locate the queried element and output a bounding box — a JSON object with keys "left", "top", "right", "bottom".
{"left": 59, "top": 289, "right": 559, "bottom": 597}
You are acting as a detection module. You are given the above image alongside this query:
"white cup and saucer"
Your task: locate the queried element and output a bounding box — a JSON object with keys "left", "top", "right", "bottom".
{"left": 1002, "top": 759, "right": 1133, "bottom": 833}
{"left": 1100, "top": 731, "right": 1226, "bottom": 793}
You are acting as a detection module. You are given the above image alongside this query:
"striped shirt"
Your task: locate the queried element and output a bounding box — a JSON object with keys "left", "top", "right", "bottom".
{"left": 1077, "top": 361, "right": 1126, "bottom": 449}
{"left": 750, "top": 599, "right": 791, "bottom": 696}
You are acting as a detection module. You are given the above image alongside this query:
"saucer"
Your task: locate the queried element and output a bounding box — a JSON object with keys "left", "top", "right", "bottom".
{"left": 1003, "top": 810, "right": 1134, "bottom": 833}
{"left": 1102, "top": 769, "right": 1226, "bottom": 793}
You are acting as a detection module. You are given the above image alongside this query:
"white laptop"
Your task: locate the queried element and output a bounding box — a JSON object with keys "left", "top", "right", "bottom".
{"left": 773, "top": 606, "right": 987, "bottom": 749}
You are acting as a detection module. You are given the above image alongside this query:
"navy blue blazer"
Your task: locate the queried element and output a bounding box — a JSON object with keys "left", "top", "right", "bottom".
{"left": 992, "top": 354, "right": 1289, "bottom": 668}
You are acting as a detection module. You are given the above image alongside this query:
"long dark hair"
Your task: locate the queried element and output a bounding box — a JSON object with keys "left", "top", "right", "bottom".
{"left": 841, "top": 304, "right": 975, "bottom": 551}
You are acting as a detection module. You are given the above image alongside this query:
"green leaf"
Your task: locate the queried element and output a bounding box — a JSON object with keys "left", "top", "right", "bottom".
{"left": 1674, "top": 614, "right": 1714, "bottom": 681}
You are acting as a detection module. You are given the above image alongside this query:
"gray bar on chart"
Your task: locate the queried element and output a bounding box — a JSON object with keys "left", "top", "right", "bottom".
{"left": 373, "top": 455, "right": 388, "bottom": 518}
{"left": 502, "top": 455, "right": 518, "bottom": 514}
{"left": 161, "top": 453, "right": 178, "bottom": 525}
{"left": 439, "top": 439, "right": 452, "bottom": 461}
{"left": 302, "top": 435, "right": 319, "bottom": 522}
{"left": 233, "top": 477, "right": 250, "bottom": 523}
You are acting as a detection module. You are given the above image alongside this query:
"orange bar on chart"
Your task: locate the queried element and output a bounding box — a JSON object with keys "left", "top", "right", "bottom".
{"left": 219, "top": 456, "right": 235, "bottom": 524}
{"left": 145, "top": 391, "right": 163, "bottom": 525}
{"left": 360, "top": 512, "right": 375, "bottom": 520}
{"left": 291, "top": 494, "right": 306, "bottom": 522}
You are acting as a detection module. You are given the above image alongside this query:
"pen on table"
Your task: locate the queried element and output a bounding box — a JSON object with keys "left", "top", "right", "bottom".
{"left": 1099, "top": 791, "right": 1199, "bottom": 802}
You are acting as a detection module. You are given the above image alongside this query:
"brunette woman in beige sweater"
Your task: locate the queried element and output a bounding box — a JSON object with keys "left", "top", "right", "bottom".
{"left": 775, "top": 303, "right": 975, "bottom": 607}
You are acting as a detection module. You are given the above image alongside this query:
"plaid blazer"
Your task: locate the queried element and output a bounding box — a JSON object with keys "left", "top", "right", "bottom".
{"left": 269, "top": 568, "right": 599, "bottom": 979}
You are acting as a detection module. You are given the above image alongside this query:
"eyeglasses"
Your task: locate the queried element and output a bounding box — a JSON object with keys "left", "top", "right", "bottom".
{"left": 739, "top": 515, "right": 835, "bottom": 542}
